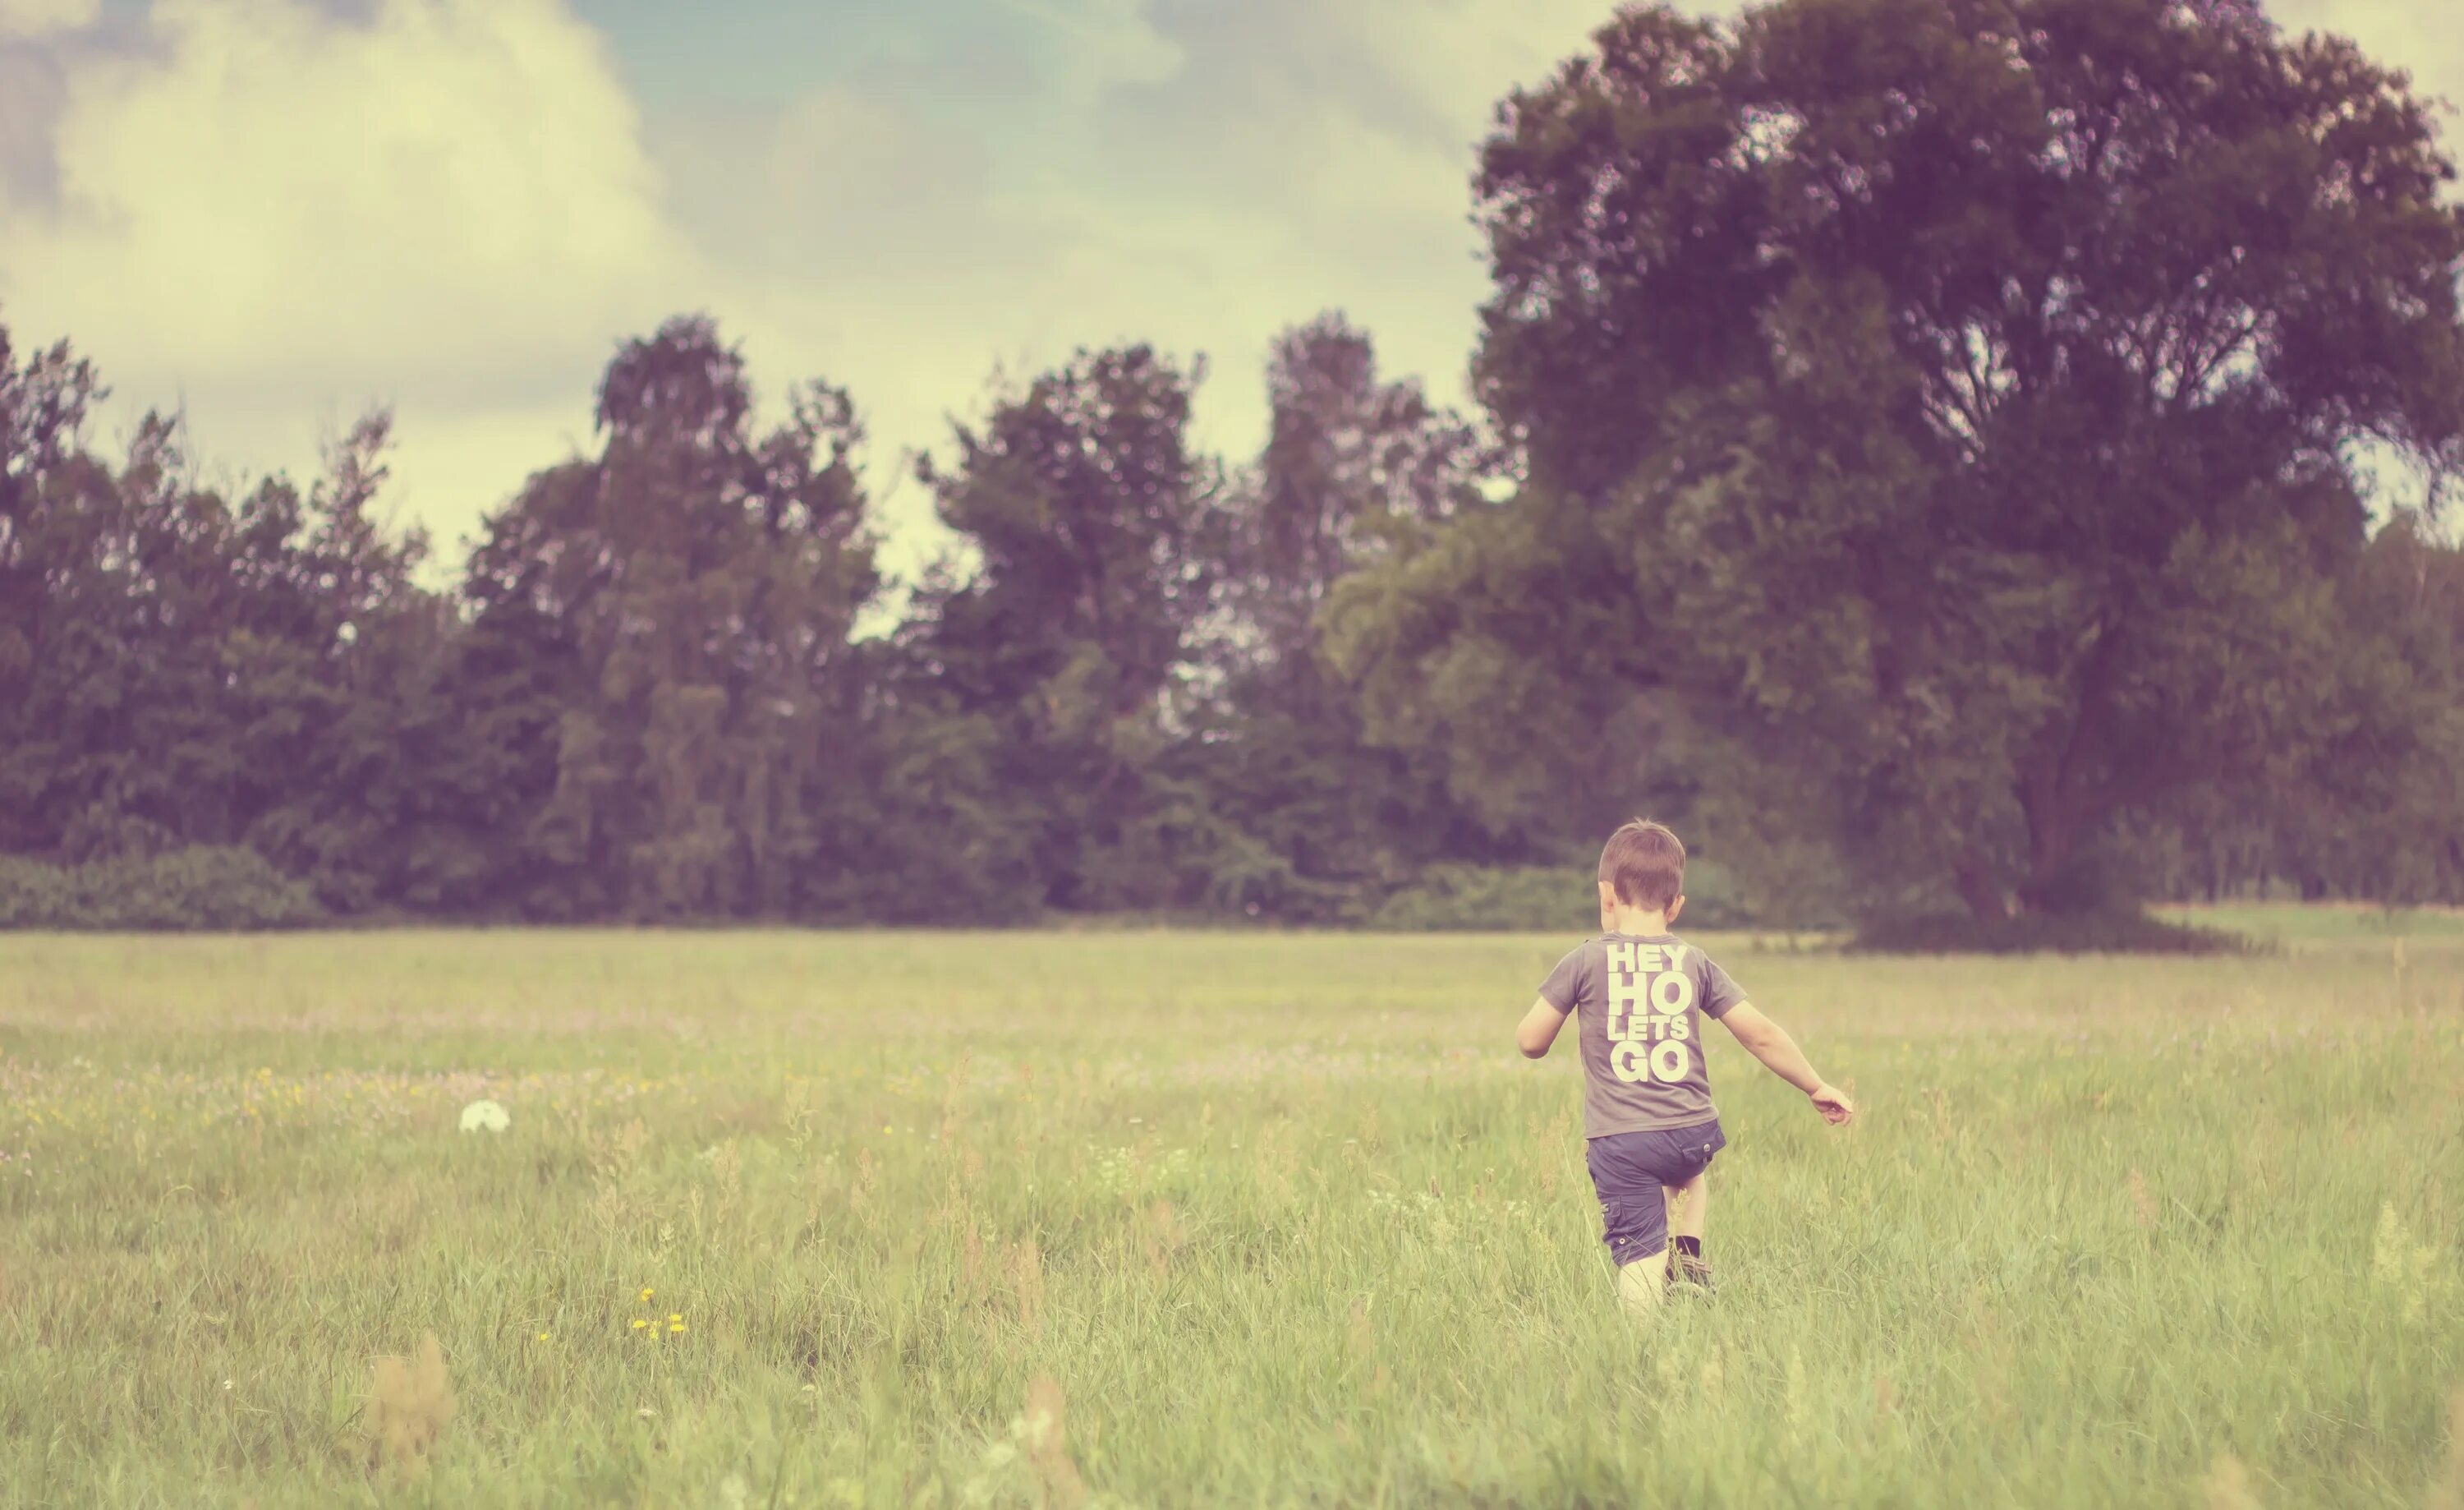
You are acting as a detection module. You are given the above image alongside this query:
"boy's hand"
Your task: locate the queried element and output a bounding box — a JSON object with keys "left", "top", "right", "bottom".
{"left": 1809, "top": 1083, "right": 1855, "bottom": 1125}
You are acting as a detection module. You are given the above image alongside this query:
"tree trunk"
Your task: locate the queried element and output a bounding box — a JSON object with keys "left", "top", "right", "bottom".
{"left": 2017, "top": 777, "right": 2082, "bottom": 914}
{"left": 1955, "top": 853, "right": 2009, "bottom": 923}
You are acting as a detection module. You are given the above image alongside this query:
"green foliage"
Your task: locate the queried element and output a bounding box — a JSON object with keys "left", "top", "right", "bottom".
{"left": 2157, "top": 900, "right": 2464, "bottom": 943}
{"left": 1356, "top": 863, "right": 1597, "bottom": 931}
{"left": 1358, "top": 859, "right": 1758, "bottom": 932}
{"left": 1335, "top": 0, "right": 2464, "bottom": 926}
{"left": 0, "top": 846, "right": 324, "bottom": 931}
{"left": 895, "top": 344, "right": 1225, "bottom": 915}
{"left": 456, "top": 317, "right": 885, "bottom": 923}
{"left": 1848, "top": 908, "right": 2249, "bottom": 957}
{"left": 1175, "top": 315, "right": 1531, "bottom": 921}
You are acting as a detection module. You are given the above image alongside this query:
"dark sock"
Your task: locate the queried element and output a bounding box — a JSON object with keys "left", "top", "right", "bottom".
{"left": 1674, "top": 1236, "right": 1703, "bottom": 1259}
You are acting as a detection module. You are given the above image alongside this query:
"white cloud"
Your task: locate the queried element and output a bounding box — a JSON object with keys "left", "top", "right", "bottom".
{"left": 14, "top": 0, "right": 698, "bottom": 389}
{"left": 0, "top": 0, "right": 97, "bottom": 41}
{"left": 0, "top": 0, "right": 701, "bottom": 556}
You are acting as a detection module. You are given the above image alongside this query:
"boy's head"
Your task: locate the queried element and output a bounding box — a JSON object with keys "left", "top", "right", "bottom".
{"left": 1597, "top": 818, "right": 1686, "bottom": 919}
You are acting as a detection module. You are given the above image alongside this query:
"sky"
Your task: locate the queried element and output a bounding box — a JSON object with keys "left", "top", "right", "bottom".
{"left": 0, "top": 0, "right": 2457, "bottom": 579}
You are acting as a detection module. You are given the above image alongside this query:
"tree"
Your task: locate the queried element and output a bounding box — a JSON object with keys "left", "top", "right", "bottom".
{"left": 0, "top": 315, "right": 457, "bottom": 909}
{"left": 0, "top": 324, "right": 108, "bottom": 855}
{"left": 1185, "top": 314, "right": 1525, "bottom": 916}
{"left": 2180, "top": 513, "right": 2464, "bottom": 905}
{"left": 1216, "top": 314, "right": 1489, "bottom": 678}
{"left": 1335, "top": 0, "right": 2464, "bottom": 922}
{"left": 210, "top": 412, "right": 459, "bottom": 913}
{"left": 457, "top": 315, "right": 881, "bottom": 920}
{"left": 900, "top": 345, "right": 1223, "bottom": 913}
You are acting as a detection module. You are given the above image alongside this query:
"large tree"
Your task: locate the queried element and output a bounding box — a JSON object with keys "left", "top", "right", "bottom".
{"left": 898, "top": 345, "right": 1224, "bottom": 914}
{"left": 0, "top": 316, "right": 452, "bottom": 902}
{"left": 1186, "top": 314, "right": 1532, "bottom": 916}
{"left": 1219, "top": 313, "right": 1491, "bottom": 678}
{"left": 457, "top": 315, "right": 880, "bottom": 920}
{"left": 1333, "top": 0, "right": 2464, "bottom": 921}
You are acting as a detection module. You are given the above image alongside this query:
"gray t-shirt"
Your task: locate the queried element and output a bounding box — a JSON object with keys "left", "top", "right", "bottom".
{"left": 1538, "top": 933, "right": 1747, "bottom": 1138}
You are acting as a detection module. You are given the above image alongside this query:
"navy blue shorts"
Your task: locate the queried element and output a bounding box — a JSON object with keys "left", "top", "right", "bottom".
{"left": 1584, "top": 1119, "right": 1726, "bottom": 1267}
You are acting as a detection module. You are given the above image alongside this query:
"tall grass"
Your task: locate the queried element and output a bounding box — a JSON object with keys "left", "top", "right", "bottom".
{"left": 0, "top": 926, "right": 2458, "bottom": 1508}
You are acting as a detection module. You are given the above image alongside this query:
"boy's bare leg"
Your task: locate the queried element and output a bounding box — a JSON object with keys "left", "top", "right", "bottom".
{"left": 1615, "top": 1253, "right": 1666, "bottom": 1319}
{"left": 1664, "top": 1170, "right": 1715, "bottom": 1292}
{"left": 1667, "top": 1169, "right": 1708, "bottom": 1246}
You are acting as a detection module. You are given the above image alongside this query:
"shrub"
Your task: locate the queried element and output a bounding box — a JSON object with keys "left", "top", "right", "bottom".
{"left": 1356, "top": 865, "right": 1584, "bottom": 932}
{"left": 0, "top": 847, "right": 327, "bottom": 931}
{"left": 1847, "top": 908, "right": 2252, "bottom": 957}
{"left": 1358, "top": 861, "right": 1754, "bottom": 932}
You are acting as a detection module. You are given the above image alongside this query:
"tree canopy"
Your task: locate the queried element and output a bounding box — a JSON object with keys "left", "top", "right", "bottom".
{"left": 1331, "top": 0, "right": 2464, "bottom": 923}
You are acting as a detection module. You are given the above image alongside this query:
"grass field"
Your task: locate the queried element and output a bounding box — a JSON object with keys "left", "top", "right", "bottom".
{"left": 2, "top": 913, "right": 2462, "bottom": 1508}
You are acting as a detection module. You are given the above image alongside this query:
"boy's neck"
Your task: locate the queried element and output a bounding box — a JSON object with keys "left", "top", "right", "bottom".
{"left": 1607, "top": 907, "right": 1673, "bottom": 935}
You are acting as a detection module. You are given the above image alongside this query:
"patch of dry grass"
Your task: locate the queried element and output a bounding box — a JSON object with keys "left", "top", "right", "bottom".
{"left": 367, "top": 1333, "right": 456, "bottom": 1480}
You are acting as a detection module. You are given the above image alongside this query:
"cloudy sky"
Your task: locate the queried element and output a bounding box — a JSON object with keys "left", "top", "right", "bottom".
{"left": 0, "top": 0, "right": 2455, "bottom": 577}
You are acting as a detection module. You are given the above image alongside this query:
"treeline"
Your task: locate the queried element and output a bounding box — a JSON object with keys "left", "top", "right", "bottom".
{"left": 0, "top": 314, "right": 1601, "bottom": 927}
{"left": 7, "top": 0, "right": 2464, "bottom": 934}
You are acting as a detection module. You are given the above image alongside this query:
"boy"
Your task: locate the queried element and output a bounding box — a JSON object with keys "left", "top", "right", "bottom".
{"left": 1516, "top": 819, "right": 1853, "bottom": 1317}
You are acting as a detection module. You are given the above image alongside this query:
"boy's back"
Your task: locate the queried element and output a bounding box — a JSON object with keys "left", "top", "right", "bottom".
{"left": 1539, "top": 932, "right": 1745, "bottom": 1138}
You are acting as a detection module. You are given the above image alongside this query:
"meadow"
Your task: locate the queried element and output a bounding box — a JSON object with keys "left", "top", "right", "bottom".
{"left": 2, "top": 914, "right": 2460, "bottom": 1508}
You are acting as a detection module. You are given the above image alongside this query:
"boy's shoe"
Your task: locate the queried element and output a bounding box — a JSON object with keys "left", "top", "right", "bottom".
{"left": 1666, "top": 1251, "right": 1717, "bottom": 1296}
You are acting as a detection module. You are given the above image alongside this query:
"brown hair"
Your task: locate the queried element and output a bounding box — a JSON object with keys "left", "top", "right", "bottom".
{"left": 1598, "top": 819, "right": 1686, "bottom": 910}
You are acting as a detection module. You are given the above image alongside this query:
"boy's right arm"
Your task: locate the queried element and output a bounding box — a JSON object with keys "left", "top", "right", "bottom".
{"left": 1516, "top": 997, "right": 1570, "bottom": 1059}
{"left": 1718, "top": 1003, "right": 1855, "bottom": 1124}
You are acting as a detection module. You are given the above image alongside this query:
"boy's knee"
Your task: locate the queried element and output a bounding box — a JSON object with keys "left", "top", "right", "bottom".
{"left": 1615, "top": 1251, "right": 1667, "bottom": 1319}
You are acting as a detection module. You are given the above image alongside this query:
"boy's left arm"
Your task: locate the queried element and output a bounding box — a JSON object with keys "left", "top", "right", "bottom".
{"left": 1516, "top": 998, "right": 1570, "bottom": 1058}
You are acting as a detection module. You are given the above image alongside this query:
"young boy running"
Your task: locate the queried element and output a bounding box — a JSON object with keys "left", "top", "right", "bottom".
{"left": 1516, "top": 819, "right": 1853, "bottom": 1317}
